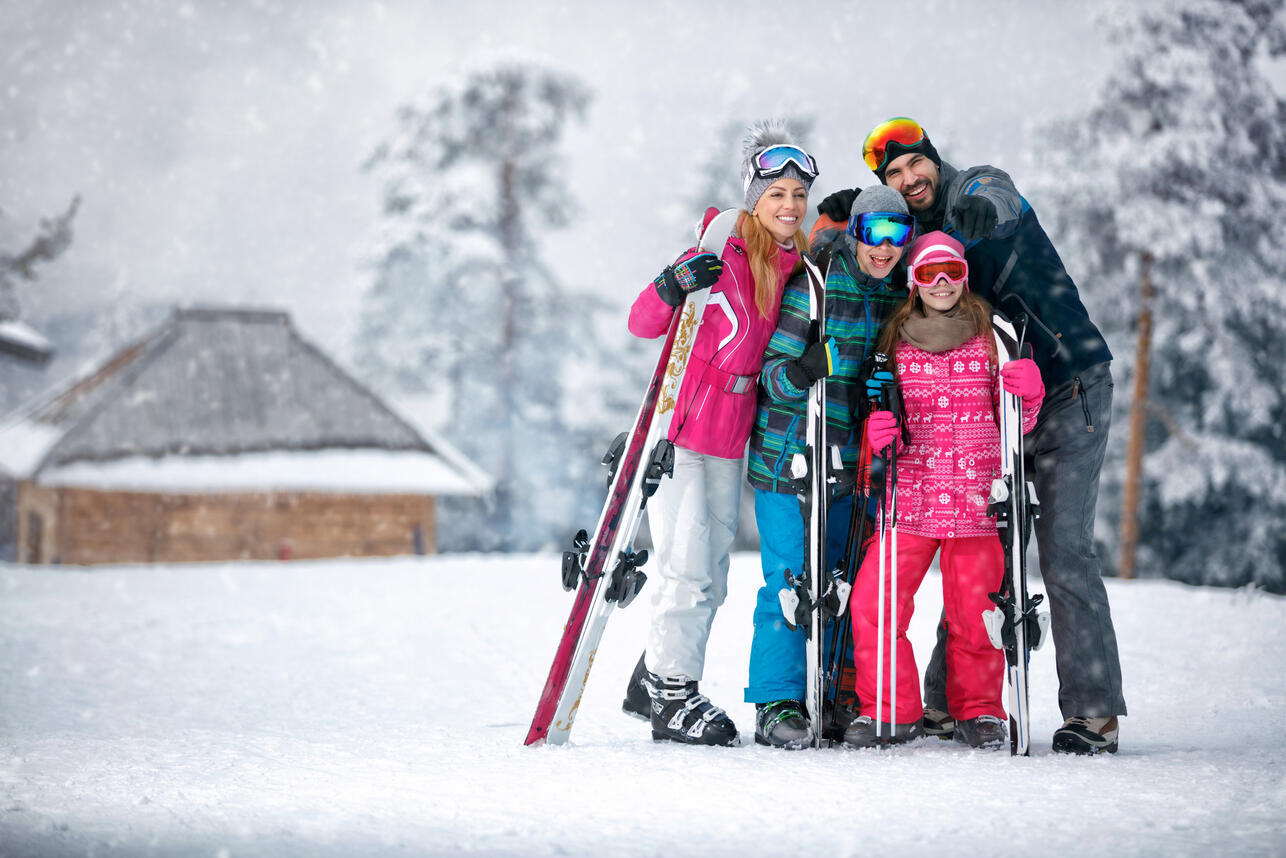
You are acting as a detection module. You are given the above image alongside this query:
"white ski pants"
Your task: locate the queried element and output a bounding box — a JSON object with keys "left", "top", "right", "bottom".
{"left": 644, "top": 446, "right": 744, "bottom": 681}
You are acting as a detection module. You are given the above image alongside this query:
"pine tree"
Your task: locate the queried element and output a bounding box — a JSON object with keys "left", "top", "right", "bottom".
{"left": 354, "top": 64, "right": 601, "bottom": 550}
{"left": 1037, "top": 0, "right": 1286, "bottom": 592}
{"left": 0, "top": 196, "right": 78, "bottom": 366}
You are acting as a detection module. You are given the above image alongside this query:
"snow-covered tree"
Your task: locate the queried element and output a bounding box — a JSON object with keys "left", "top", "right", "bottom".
{"left": 354, "top": 64, "right": 599, "bottom": 551}
{"left": 0, "top": 196, "right": 78, "bottom": 366}
{"left": 1037, "top": 0, "right": 1286, "bottom": 591}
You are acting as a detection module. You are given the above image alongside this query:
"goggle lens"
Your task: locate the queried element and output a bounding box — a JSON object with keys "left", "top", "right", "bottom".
{"left": 912, "top": 259, "right": 968, "bottom": 286}
{"left": 847, "top": 212, "right": 915, "bottom": 248}
{"left": 753, "top": 145, "right": 819, "bottom": 179}
{"left": 862, "top": 117, "right": 926, "bottom": 171}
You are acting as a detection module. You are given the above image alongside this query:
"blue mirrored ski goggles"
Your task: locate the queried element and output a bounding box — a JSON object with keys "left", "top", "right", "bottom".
{"left": 752, "top": 145, "right": 819, "bottom": 180}
{"left": 847, "top": 212, "right": 916, "bottom": 247}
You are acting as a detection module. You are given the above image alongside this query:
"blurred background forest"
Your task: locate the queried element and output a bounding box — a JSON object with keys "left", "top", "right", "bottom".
{"left": 2, "top": 0, "right": 1283, "bottom": 590}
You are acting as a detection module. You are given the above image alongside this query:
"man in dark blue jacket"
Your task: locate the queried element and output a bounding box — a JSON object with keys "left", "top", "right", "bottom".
{"left": 820, "top": 117, "right": 1125, "bottom": 754}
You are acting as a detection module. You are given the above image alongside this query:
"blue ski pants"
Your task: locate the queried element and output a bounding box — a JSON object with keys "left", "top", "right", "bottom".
{"left": 745, "top": 488, "right": 853, "bottom": 704}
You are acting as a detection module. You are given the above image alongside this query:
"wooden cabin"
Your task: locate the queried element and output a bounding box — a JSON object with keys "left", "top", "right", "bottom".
{"left": 0, "top": 307, "right": 489, "bottom": 564}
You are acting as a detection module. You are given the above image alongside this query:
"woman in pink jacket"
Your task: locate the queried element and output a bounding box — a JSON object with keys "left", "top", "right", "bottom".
{"left": 625, "top": 123, "right": 817, "bottom": 746}
{"left": 844, "top": 231, "right": 1044, "bottom": 750}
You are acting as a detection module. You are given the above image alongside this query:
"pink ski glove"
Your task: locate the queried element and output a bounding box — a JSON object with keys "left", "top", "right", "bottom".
{"left": 1001, "top": 359, "right": 1044, "bottom": 401}
{"left": 866, "top": 410, "right": 900, "bottom": 453}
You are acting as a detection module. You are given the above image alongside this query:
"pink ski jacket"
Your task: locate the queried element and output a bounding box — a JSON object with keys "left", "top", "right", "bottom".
{"left": 892, "top": 333, "right": 1041, "bottom": 539}
{"left": 629, "top": 235, "right": 798, "bottom": 460}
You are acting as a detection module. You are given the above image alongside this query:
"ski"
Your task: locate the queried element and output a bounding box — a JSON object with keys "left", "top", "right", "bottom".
{"left": 984, "top": 313, "right": 1050, "bottom": 756}
{"left": 819, "top": 360, "right": 887, "bottom": 743}
{"left": 524, "top": 209, "right": 740, "bottom": 747}
{"left": 778, "top": 248, "right": 845, "bottom": 749}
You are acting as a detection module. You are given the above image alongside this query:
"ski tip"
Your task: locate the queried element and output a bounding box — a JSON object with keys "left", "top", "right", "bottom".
{"left": 809, "top": 241, "right": 833, "bottom": 272}
{"left": 697, "top": 208, "right": 740, "bottom": 253}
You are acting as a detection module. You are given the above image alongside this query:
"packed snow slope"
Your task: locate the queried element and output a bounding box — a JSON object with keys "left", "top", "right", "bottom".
{"left": 1, "top": 554, "right": 1283, "bottom": 857}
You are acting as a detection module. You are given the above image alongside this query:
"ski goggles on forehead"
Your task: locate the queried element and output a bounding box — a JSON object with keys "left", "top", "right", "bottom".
{"left": 847, "top": 212, "right": 916, "bottom": 247}
{"left": 911, "top": 258, "right": 969, "bottom": 287}
{"left": 752, "top": 145, "right": 819, "bottom": 180}
{"left": 863, "top": 117, "right": 927, "bottom": 172}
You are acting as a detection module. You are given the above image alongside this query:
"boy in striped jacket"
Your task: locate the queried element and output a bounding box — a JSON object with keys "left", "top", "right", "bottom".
{"left": 744, "top": 185, "right": 913, "bottom": 748}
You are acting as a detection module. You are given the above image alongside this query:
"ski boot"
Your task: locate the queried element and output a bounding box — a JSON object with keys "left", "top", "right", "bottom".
{"left": 953, "top": 715, "right": 1007, "bottom": 750}
{"left": 1052, "top": 716, "right": 1119, "bottom": 755}
{"left": 621, "top": 652, "right": 651, "bottom": 721}
{"left": 922, "top": 707, "right": 956, "bottom": 740}
{"left": 649, "top": 674, "right": 738, "bottom": 747}
{"left": 842, "top": 715, "right": 922, "bottom": 748}
{"left": 754, "top": 700, "right": 812, "bottom": 750}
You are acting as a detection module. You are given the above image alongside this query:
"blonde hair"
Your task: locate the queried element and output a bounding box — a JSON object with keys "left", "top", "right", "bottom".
{"left": 738, "top": 211, "right": 807, "bottom": 318}
{"left": 876, "top": 289, "right": 998, "bottom": 371}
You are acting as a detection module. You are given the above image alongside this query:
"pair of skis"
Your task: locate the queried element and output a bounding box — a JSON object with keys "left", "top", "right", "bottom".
{"left": 984, "top": 313, "right": 1050, "bottom": 756}
{"left": 524, "top": 209, "right": 739, "bottom": 747}
{"left": 776, "top": 249, "right": 854, "bottom": 749}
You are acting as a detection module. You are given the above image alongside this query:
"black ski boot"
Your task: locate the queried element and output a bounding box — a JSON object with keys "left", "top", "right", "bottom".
{"left": 754, "top": 700, "right": 812, "bottom": 750}
{"left": 649, "top": 674, "right": 738, "bottom": 746}
{"left": 922, "top": 707, "right": 956, "bottom": 740}
{"left": 1052, "top": 716, "right": 1119, "bottom": 755}
{"left": 842, "top": 715, "right": 922, "bottom": 748}
{"left": 621, "top": 652, "right": 651, "bottom": 721}
{"left": 954, "top": 715, "right": 1006, "bottom": 750}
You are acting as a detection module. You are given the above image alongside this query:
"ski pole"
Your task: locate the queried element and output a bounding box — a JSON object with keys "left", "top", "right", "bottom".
{"left": 888, "top": 430, "right": 898, "bottom": 737}
{"left": 875, "top": 480, "right": 887, "bottom": 740}
{"left": 883, "top": 375, "right": 901, "bottom": 739}
{"left": 868, "top": 352, "right": 894, "bottom": 740}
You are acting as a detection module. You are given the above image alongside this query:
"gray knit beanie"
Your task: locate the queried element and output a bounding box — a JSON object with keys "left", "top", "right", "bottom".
{"left": 740, "top": 120, "right": 817, "bottom": 213}
{"left": 849, "top": 184, "right": 910, "bottom": 219}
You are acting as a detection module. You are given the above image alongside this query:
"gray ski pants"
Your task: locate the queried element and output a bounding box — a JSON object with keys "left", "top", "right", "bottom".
{"left": 925, "top": 361, "right": 1127, "bottom": 719}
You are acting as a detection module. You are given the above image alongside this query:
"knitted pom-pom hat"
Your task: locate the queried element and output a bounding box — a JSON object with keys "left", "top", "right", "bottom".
{"left": 740, "top": 119, "right": 817, "bottom": 213}
{"left": 906, "top": 230, "right": 968, "bottom": 291}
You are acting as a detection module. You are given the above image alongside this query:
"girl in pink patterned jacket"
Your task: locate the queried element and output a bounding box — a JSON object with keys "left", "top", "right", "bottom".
{"left": 844, "top": 231, "right": 1044, "bottom": 750}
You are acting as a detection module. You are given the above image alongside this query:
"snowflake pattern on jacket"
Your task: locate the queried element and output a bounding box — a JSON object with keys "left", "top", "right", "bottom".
{"left": 892, "top": 333, "right": 1040, "bottom": 539}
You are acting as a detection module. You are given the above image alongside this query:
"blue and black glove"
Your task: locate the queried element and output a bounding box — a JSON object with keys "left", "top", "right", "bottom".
{"left": 817, "top": 187, "right": 859, "bottom": 222}
{"left": 785, "top": 337, "right": 839, "bottom": 390}
{"left": 653, "top": 248, "right": 723, "bottom": 307}
{"left": 865, "top": 370, "right": 896, "bottom": 407}
{"left": 949, "top": 195, "right": 998, "bottom": 243}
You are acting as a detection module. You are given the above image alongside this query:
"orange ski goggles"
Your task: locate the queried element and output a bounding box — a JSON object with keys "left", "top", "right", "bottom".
{"left": 863, "top": 117, "right": 928, "bottom": 172}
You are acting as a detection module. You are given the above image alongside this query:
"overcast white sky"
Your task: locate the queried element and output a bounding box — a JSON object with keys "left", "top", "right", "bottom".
{"left": 0, "top": 0, "right": 1166, "bottom": 363}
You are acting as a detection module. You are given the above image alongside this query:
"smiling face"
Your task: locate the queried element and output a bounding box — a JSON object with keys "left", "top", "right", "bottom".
{"left": 883, "top": 152, "right": 941, "bottom": 213}
{"left": 916, "top": 274, "right": 965, "bottom": 312}
{"left": 855, "top": 239, "right": 905, "bottom": 279}
{"left": 753, "top": 178, "right": 808, "bottom": 243}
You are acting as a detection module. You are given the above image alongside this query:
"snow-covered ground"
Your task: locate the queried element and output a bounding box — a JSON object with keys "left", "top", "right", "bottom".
{"left": 1, "top": 554, "right": 1283, "bottom": 857}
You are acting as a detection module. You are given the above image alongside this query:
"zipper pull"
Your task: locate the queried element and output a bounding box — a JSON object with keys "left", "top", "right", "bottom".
{"left": 1073, "top": 376, "right": 1094, "bottom": 431}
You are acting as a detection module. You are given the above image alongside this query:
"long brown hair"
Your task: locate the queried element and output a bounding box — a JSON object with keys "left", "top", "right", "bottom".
{"left": 876, "top": 289, "right": 998, "bottom": 372}
{"left": 738, "top": 211, "right": 807, "bottom": 318}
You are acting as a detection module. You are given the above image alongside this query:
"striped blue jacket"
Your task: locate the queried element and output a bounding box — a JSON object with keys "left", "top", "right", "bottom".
{"left": 747, "top": 246, "right": 905, "bottom": 493}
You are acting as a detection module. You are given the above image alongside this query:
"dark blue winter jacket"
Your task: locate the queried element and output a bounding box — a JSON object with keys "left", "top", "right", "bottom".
{"left": 930, "top": 162, "right": 1113, "bottom": 391}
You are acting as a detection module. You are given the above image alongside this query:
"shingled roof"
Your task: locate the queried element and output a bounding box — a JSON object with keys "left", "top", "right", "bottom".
{"left": 0, "top": 307, "right": 487, "bottom": 494}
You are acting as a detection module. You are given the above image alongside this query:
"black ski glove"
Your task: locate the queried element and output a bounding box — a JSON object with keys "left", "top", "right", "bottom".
{"left": 652, "top": 249, "right": 724, "bottom": 307}
{"left": 784, "top": 337, "right": 838, "bottom": 390}
{"left": 816, "top": 187, "right": 860, "bottom": 222}
{"left": 949, "top": 195, "right": 999, "bottom": 243}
